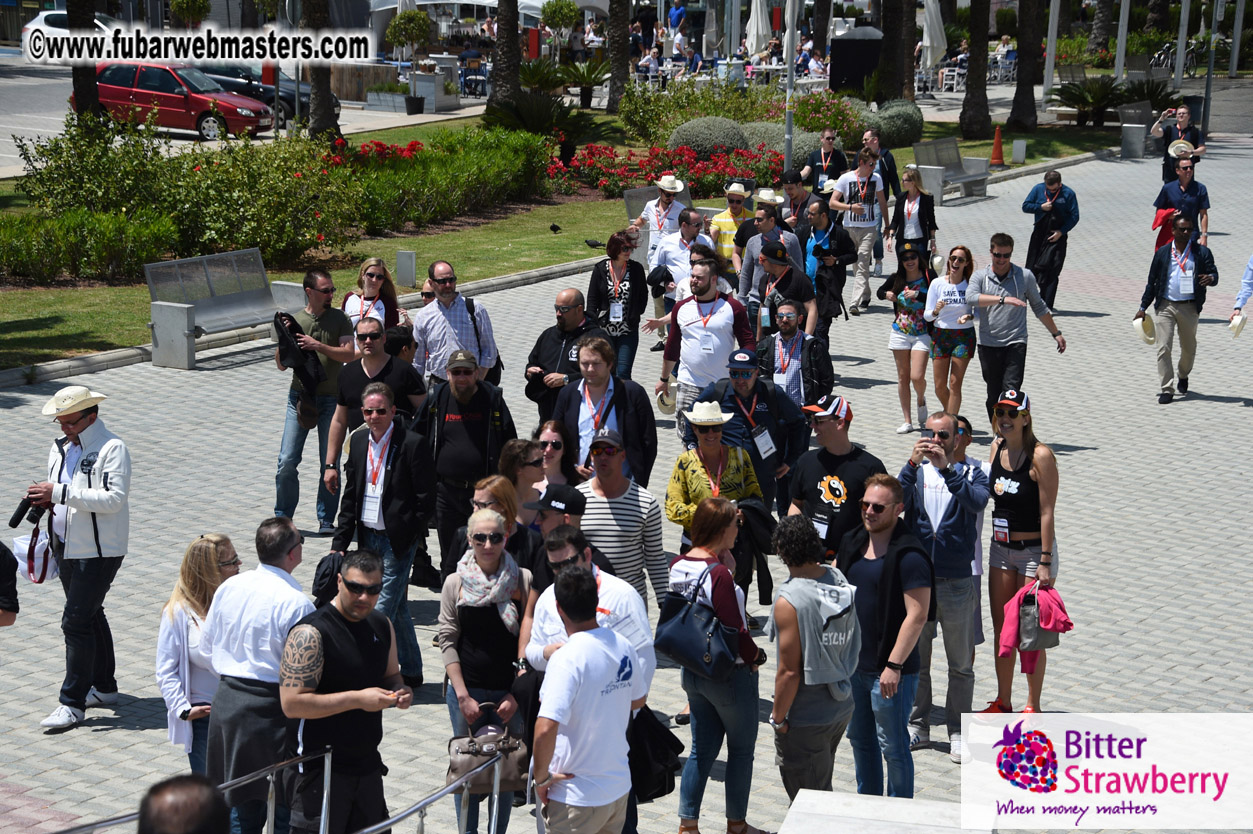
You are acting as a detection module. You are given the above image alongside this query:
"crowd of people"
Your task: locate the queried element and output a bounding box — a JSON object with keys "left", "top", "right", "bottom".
{"left": 13, "top": 105, "right": 1250, "bottom": 834}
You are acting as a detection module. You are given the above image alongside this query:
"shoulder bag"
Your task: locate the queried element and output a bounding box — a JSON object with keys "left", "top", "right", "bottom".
{"left": 446, "top": 703, "right": 529, "bottom": 795}
{"left": 653, "top": 565, "right": 739, "bottom": 681}
{"left": 463, "top": 297, "right": 504, "bottom": 386}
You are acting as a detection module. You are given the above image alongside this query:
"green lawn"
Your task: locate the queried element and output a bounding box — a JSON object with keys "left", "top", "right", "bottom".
{"left": 893, "top": 121, "right": 1118, "bottom": 170}
{"left": 0, "top": 178, "right": 31, "bottom": 214}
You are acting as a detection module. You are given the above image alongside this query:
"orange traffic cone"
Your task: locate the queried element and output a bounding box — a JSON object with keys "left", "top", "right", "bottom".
{"left": 990, "top": 125, "right": 1007, "bottom": 169}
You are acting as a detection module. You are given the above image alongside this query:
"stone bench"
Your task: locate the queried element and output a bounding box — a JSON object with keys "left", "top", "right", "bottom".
{"left": 144, "top": 248, "right": 304, "bottom": 370}
{"left": 911, "top": 136, "right": 990, "bottom": 205}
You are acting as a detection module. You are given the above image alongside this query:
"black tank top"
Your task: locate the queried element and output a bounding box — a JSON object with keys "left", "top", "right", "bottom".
{"left": 295, "top": 605, "right": 392, "bottom": 772}
{"left": 988, "top": 442, "right": 1042, "bottom": 533}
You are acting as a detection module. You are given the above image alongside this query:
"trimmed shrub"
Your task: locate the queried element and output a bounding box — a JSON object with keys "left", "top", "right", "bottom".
{"left": 0, "top": 209, "right": 176, "bottom": 283}
{"left": 995, "top": 8, "right": 1017, "bottom": 39}
{"left": 741, "top": 121, "right": 785, "bottom": 153}
{"left": 790, "top": 130, "right": 823, "bottom": 170}
{"left": 876, "top": 98, "right": 925, "bottom": 147}
{"left": 668, "top": 117, "right": 749, "bottom": 159}
{"left": 621, "top": 78, "right": 779, "bottom": 145}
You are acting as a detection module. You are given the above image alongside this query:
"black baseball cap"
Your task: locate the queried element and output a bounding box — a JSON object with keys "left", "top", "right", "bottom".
{"left": 522, "top": 484, "right": 587, "bottom": 515}
{"left": 781, "top": 170, "right": 803, "bottom": 185}
{"left": 996, "top": 389, "right": 1030, "bottom": 412}
{"left": 727, "top": 349, "right": 757, "bottom": 370}
{"left": 761, "top": 240, "right": 789, "bottom": 265}
{"left": 590, "top": 428, "right": 625, "bottom": 450}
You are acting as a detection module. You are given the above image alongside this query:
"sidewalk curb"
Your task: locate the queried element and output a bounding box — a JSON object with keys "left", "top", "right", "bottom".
{"left": 0, "top": 256, "right": 604, "bottom": 390}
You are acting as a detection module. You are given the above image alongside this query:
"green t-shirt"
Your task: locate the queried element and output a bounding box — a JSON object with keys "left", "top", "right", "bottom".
{"left": 291, "top": 307, "right": 354, "bottom": 396}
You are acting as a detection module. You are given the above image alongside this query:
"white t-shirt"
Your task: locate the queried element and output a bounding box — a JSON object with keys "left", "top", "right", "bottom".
{"left": 668, "top": 293, "right": 749, "bottom": 389}
{"left": 925, "top": 278, "right": 974, "bottom": 330}
{"left": 343, "top": 293, "right": 385, "bottom": 328}
{"left": 834, "top": 170, "right": 883, "bottom": 227}
{"left": 900, "top": 194, "right": 924, "bottom": 239}
{"left": 538, "top": 628, "right": 639, "bottom": 807}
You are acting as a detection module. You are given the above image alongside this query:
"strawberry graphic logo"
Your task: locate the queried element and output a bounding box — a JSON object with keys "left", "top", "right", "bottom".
{"left": 994, "top": 721, "right": 1058, "bottom": 793}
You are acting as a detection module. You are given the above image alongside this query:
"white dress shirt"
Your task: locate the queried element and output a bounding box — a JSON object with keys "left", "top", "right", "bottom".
{"left": 525, "top": 565, "right": 656, "bottom": 697}
{"left": 200, "top": 564, "right": 313, "bottom": 683}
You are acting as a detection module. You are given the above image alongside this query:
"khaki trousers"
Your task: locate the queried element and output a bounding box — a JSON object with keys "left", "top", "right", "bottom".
{"left": 1155, "top": 300, "right": 1199, "bottom": 394}
{"left": 847, "top": 224, "right": 878, "bottom": 306}
{"left": 542, "top": 793, "right": 629, "bottom": 834}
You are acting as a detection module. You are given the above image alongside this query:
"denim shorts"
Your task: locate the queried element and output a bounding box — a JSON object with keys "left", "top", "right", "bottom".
{"left": 989, "top": 540, "right": 1057, "bottom": 578}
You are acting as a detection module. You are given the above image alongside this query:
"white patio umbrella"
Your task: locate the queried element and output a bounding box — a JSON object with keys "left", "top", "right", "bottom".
{"left": 745, "top": 0, "right": 771, "bottom": 57}
{"left": 922, "top": 0, "right": 946, "bottom": 70}
{"left": 703, "top": 0, "right": 719, "bottom": 57}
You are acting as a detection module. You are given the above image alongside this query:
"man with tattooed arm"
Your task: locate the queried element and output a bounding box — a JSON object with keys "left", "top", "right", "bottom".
{"left": 281, "top": 550, "right": 411, "bottom": 834}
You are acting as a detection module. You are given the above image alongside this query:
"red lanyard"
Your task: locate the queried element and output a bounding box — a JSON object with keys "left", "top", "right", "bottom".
{"left": 856, "top": 176, "right": 869, "bottom": 203}
{"left": 790, "top": 198, "right": 802, "bottom": 221}
{"left": 610, "top": 261, "right": 626, "bottom": 299}
{"left": 679, "top": 235, "right": 693, "bottom": 251}
{"left": 654, "top": 203, "right": 668, "bottom": 233}
{"left": 1172, "top": 241, "right": 1192, "bottom": 274}
{"left": 583, "top": 382, "right": 611, "bottom": 431}
{"left": 734, "top": 393, "right": 758, "bottom": 429}
{"left": 777, "top": 334, "right": 800, "bottom": 373}
{"left": 1045, "top": 187, "right": 1060, "bottom": 203}
{"left": 699, "top": 448, "right": 725, "bottom": 497}
{"left": 905, "top": 195, "right": 919, "bottom": 221}
{"left": 820, "top": 148, "right": 833, "bottom": 171}
{"left": 696, "top": 297, "right": 721, "bottom": 327}
{"left": 367, "top": 425, "right": 393, "bottom": 487}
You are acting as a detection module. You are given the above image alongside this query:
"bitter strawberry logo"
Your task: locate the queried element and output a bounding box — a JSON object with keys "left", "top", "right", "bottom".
{"left": 995, "top": 721, "right": 1058, "bottom": 793}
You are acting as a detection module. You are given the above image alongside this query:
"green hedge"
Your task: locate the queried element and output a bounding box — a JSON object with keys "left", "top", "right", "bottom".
{"left": 620, "top": 78, "right": 780, "bottom": 145}
{"left": 0, "top": 209, "right": 177, "bottom": 283}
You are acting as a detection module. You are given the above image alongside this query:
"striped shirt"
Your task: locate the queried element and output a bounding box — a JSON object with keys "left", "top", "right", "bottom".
{"left": 577, "top": 480, "right": 667, "bottom": 607}
{"left": 410, "top": 293, "right": 498, "bottom": 378}
{"left": 710, "top": 207, "right": 749, "bottom": 263}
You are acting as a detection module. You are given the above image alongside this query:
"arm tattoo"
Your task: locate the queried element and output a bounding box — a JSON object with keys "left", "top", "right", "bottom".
{"left": 280, "top": 625, "right": 323, "bottom": 689}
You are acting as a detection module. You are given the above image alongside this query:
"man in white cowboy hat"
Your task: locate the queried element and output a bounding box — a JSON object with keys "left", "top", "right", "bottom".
{"left": 26, "top": 385, "right": 132, "bottom": 729}
{"left": 657, "top": 259, "right": 756, "bottom": 442}
{"left": 737, "top": 197, "right": 803, "bottom": 332}
{"left": 631, "top": 174, "right": 687, "bottom": 264}
{"left": 710, "top": 181, "right": 753, "bottom": 270}
{"left": 830, "top": 147, "right": 890, "bottom": 314}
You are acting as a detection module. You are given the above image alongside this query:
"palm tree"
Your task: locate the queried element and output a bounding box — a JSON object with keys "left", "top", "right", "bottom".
{"left": 959, "top": 0, "right": 992, "bottom": 139}
{"left": 606, "top": 0, "right": 629, "bottom": 113}
{"left": 1145, "top": 0, "right": 1170, "bottom": 32}
{"left": 1088, "top": 0, "right": 1114, "bottom": 55}
{"left": 302, "top": 0, "right": 341, "bottom": 138}
{"left": 1006, "top": 0, "right": 1041, "bottom": 131}
{"left": 812, "top": 0, "right": 833, "bottom": 59}
{"left": 67, "top": 0, "right": 101, "bottom": 118}
{"left": 876, "top": 0, "right": 906, "bottom": 101}
{"left": 491, "top": 0, "right": 523, "bottom": 105}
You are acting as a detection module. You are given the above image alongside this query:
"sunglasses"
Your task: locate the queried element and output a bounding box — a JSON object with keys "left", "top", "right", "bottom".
{"left": 860, "top": 500, "right": 889, "bottom": 513}
{"left": 357, "top": 331, "right": 382, "bottom": 341}
{"left": 1178, "top": 166, "right": 1193, "bottom": 171}
{"left": 991, "top": 251, "right": 1012, "bottom": 259}
{"left": 432, "top": 276, "right": 457, "bottom": 285}
{"left": 727, "top": 197, "right": 744, "bottom": 205}
{"left": 471, "top": 498, "right": 500, "bottom": 510}
{"left": 421, "top": 291, "right": 436, "bottom": 300}
{"left": 471, "top": 532, "right": 506, "bottom": 545}
{"left": 554, "top": 304, "right": 578, "bottom": 313}
{"left": 929, "top": 430, "right": 952, "bottom": 440}
{"left": 449, "top": 368, "right": 475, "bottom": 377}
{"left": 547, "top": 551, "right": 582, "bottom": 572}
{"left": 694, "top": 424, "right": 723, "bottom": 433}
{"left": 902, "top": 253, "right": 920, "bottom": 260}
{"left": 821, "top": 136, "right": 835, "bottom": 141}
{"left": 314, "top": 285, "right": 336, "bottom": 294}
{"left": 776, "top": 312, "right": 798, "bottom": 320}
{"left": 364, "top": 272, "right": 385, "bottom": 279}
{"left": 539, "top": 439, "right": 563, "bottom": 450}
{"left": 218, "top": 557, "right": 242, "bottom": 568}
{"left": 54, "top": 413, "right": 90, "bottom": 428}
{"left": 590, "top": 445, "right": 621, "bottom": 457}
{"left": 993, "top": 407, "right": 1023, "bottom": 418}
{"left": 949, "top": 255, "right": 967, "bottom": 263}
{"left": 342, "top": 578, "right": 383, "bottom": 596}
{"left": 728, "top": 369, "right": 754, "bottom": 379}
{"left": 524, "top": 458, "right": 544, "bottom": 468}
{"left": 808, "top": 416, "right": 834, "bottom": 426}
{"left": 362, "top": 407, "right": 390, "bottom": 416}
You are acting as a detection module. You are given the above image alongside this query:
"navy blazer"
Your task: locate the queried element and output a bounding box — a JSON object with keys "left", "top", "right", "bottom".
{"left": 1140, "top": 241, "right": 1219, "bottom": 314}
{"left": 332, "top": 421, "right": 436, "bottom": 558}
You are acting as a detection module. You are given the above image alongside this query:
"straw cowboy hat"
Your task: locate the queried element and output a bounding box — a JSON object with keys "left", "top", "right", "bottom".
{"left": 754, "top": 188, "right": 785, "bottom": 205}
{"left": 1133, "top": 315, "right": 1156, "bottom": 346}
{"left": 684, "top": 400, "right": 735, "bottom": 426}
{"left": 724, "top": 182, "right": 751, "bottom": 197}
{"left": 820, "top": 179, "right": 839, "bottom": 195}
{"left": 42, "top": 385, "right": 107, "bottom": 417}
{"left": 931, "top": 252, "right": 947, "bottom": 274}
{"left": 656, "top": 383, "right": 677, "bottom": 415}
{"left": 1230, "top": 314, "right": 1247, "bottom": 338}
{"left": 656, "top": 174, "right": 685, "bottom": 193}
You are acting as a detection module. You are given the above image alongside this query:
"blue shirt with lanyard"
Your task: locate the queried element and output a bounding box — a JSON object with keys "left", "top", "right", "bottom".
{"left": 577, "top": 379, "right": 629, "bottom": 477}
{"left": 1166, "top": 241, "right": 1195, "bottom": 302}
{"left": 773, "top": 332, "right": 805, "bottom": 405}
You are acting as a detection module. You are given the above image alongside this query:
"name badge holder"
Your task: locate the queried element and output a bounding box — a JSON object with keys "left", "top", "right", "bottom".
{"left": 609, "top": 302, "right": 625, "bottom": 323}
{"left": 362, "top": 479, "right": 383, "bottom": 526}
{"left": 993, "top": 516, "right": 1010, "bottom": 544}
{"left": 752, "top": 425, "right": 777, "bottom": 459}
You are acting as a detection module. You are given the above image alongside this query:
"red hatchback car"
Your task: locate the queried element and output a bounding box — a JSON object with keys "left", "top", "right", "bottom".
{"left": 93, "top": 62, "right": 274, "bottom": 140}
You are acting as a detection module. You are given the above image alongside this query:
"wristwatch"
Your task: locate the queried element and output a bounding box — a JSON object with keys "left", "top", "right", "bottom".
{"left": 769, "top": 715, "right": 789, "bottom": 732}
{"left": 323, "top": 463, "right": 336, "bottom": 471}
{"left": 562, "top": 374, "right": 570, "bottom": 384}
{"left": 179, "top": 708, "right": 191, "bottom": 721}
{"left": 997, "top": 295, "right": 1006, "bottom": 306}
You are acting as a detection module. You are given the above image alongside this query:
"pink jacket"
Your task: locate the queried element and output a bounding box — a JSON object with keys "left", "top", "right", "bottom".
{"left": 999, "top": 583, "right": 1073, "bottom": 673}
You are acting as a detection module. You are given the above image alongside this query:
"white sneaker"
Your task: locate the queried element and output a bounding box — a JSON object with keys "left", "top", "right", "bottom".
{"left": 909, "top": 728, "right": 930, "bottom": 750}
{"left": 40, "top": 705, "right": 84, "bottom": 729}
{"left": 917, "top": 402, "right": 928, "bottom": 428}
{"left": 85, "top": 687, "right": 118, "bottom": 708}
{"left": 896, "top": 422, "right": 914, "bottom": 434}
{"left": 949, "top": 732, "right": 968, "bottom": 763}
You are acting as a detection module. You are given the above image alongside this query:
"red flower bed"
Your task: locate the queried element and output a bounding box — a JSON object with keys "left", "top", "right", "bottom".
{"left": 550, "top": 143, "right": 785, "bottom": 198}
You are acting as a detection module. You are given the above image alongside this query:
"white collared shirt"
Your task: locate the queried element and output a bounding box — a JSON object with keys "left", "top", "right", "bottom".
{"left": 362, "top": 425, "right": 394, "bottom": 531}
{"left": 1165, "top": 243, "right": 1195, "bottom": 302}
{"left": 200, "top": 564, "right": 314, "bottom": 683}
{"left": 525, "top": 565, "right": 655, "bottom": 697}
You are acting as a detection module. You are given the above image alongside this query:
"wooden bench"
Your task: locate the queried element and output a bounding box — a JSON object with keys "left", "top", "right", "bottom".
{"left": 144, "top": 248, "right": 304, "bottom": 369}
{"left": 911, "top": 137, "right": 991, "bottom": 205}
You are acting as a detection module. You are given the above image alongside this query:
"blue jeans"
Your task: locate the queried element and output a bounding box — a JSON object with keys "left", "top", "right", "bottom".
{"left": 873, "top": 225, "right": 884, "bottom": 261}
{"left": 360, "top": 528, "right": 422, "bottom": 677}
{"left": 847, "top": 670, "right": 919, "bottom": 798}
{"left": 910, "top": 575, "right": 979, "bottom": 736}
{"left": 611, "top": 330, "right": 640, "bottom": 380}
{"left": 678, "top": 665, "right": 758, "bottom": 821}
{"left": 444, "top": 684, "right": 521, "bottom": 833}
{"left": 274, "top": 389, "right": 338, "bottom": 526}
{"left": 56, "top": 554, "right": 123, "bottom": 711}
{"left": 231, "top": 799, "right": 290, "bottom": 834}
{"left": 188, "top": 713, "right": 211, "bottom": 775}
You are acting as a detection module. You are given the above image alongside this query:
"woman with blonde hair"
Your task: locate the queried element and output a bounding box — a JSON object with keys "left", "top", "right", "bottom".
{"left": 155, "top": 534, "right": 241, "bottom": 774}
{"left": 448, "top": 475, "right": 544, "bottom": 583}
{"left": 886, "top": 168, "right": 938, "bottom": 261}
{"left": 342, "top": 257, "right": 408, "bottom": 329}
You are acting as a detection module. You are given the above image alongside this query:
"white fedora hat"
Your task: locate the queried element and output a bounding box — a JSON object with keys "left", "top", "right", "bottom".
{"left": 42, "top": 385, "right": 107, "bottom": 416}
{"left": 1231, "top": 314, "right": 1247, "bottom": 338}
{"left": 684, "top": 400, "right": 735, "bottom": 426}
{"left": 754, "top": 188, "right": 785, "bottom": 205}
{"left": 656, "top": 174, "right": 684, "bottom": 193}
{"left": 931, "top": 252, "right": 947, "bottom": 274}
{"left": 1133, "top": 316, "right": 1156, "bottom": 345}
{"left": 724, "top": 182, "right": 750, "bottom": 197}
{"left": 656, "top": 386, "right": 677, "bottom": 415}
{"left": 820, "top": 179, "right": 839, "bottom": 195}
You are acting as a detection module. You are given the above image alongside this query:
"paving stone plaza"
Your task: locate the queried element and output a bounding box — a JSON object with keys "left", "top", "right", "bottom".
{"left": 2, "top": 134, "right": 1252, "bottom": 834}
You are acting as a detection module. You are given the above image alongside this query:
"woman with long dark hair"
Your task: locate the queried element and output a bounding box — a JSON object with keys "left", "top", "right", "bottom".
{"left": 533, "top": 420, "right": 584, "bottom": 488}
{"left": 925, "top": 245, "right": 977, "bottom": 414}
{"left": 878, "top": 242, "right": 932, "bottom": 434}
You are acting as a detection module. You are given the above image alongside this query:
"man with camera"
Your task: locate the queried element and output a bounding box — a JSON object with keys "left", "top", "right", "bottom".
{"left": 25, "top": 385, "right": 131, "bottom": 730}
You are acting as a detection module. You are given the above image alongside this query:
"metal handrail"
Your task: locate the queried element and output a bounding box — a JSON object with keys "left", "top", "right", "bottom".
{"left": 48, "top": 748, "right": 334, "bottom": 834}
{"left": 351, "top": 752, "right": 504, "bottom": 834}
